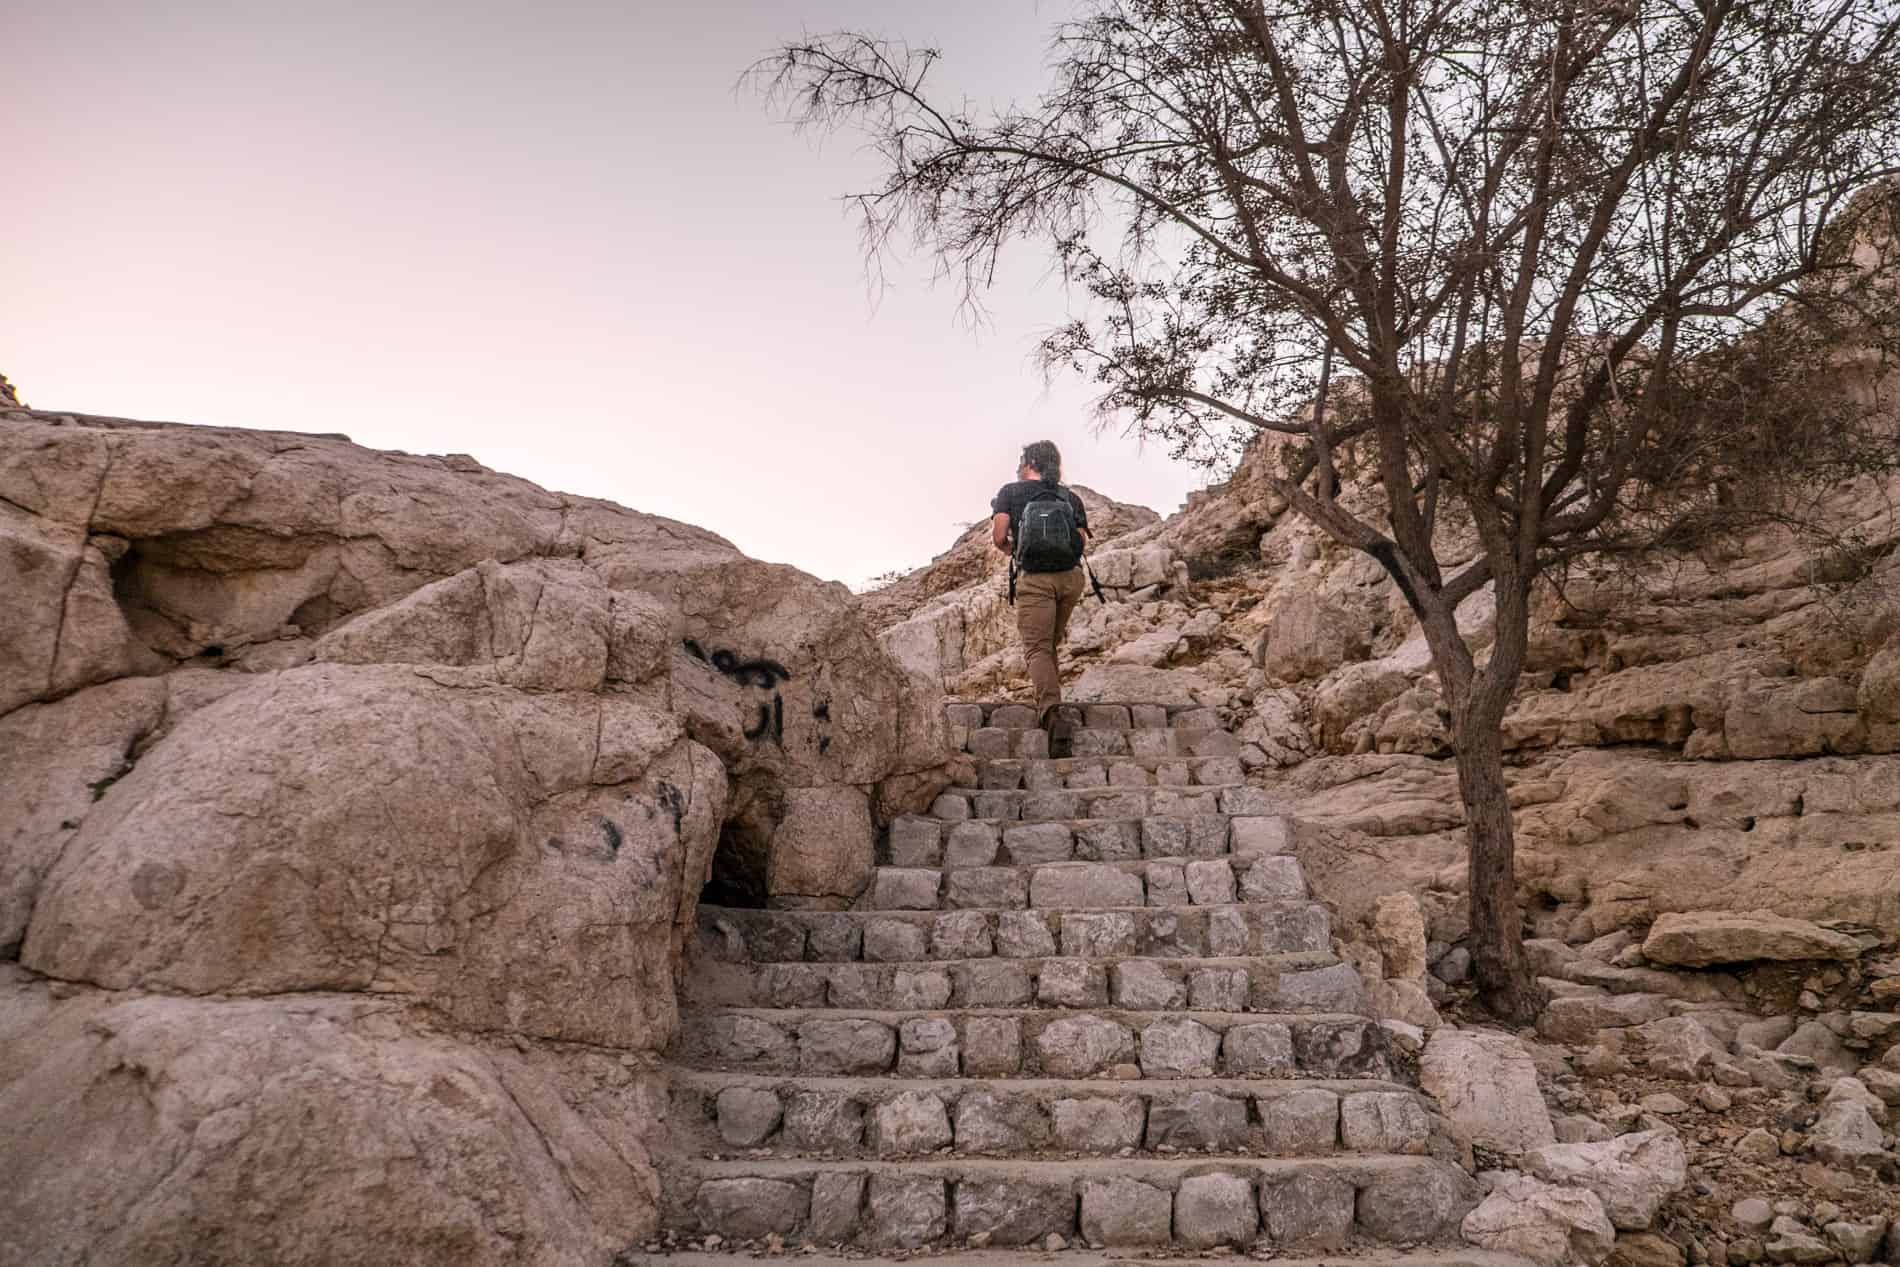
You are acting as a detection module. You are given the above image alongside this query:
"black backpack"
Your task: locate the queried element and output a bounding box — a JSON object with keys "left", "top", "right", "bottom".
{"left": 1014, "top": 483, "right": 1083, "bottom": 573}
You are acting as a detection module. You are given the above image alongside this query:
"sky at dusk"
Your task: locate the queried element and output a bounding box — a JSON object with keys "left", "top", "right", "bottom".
{"left": 4, "top": 0, "right": 1225, "bottom": 587}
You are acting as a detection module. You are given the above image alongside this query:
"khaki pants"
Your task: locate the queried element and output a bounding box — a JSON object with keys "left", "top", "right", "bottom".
{"left": 1015, "top": 567, "right": 1086, "bottom": 716}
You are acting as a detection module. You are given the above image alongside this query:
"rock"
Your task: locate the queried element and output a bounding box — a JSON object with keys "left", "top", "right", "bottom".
{"left": 1036, "top": 1016, "right": 1135, "bottom": 1078}
{"left": 1825, "top": 1220, "right": 1887, "bottom": 1263}
{"left": 1145, "top": 1090, "right": 1250, "bottom": 1151}
{"left": 1173, "top": 1171, "right": 1258, "bottom": 1248}
{"left": 1732, "top": 1199, "right": 1775, "bottom": 1232}
{"left": 0, "top": 986, "right": 662, "bottom": 1265}
{"left": 1809, "top": 1097, "right": 1887, "bottom": 1167}
{"left": 1541, "top": 994, "right": 1676, "bottom": 1044}
{"left": 1356, "top": 1162, "right": 1480, "bottom": 1241}
{"left": 1260, "top": 592, "right": 1373, "bottom": 682}
{"left": 1556, "top": 1114, "right": 1616, "bottom": 1144}
{"left": 1462, "top": 1173, "right": 1616, "bottom": 1266}
{"left": 1736, "top": 1017, "right": 1799, "bottom": 1051}
{"left": 1223, "top": 1022, "right": 1295, "bottom": 1075}
{"left": 1636, "top": 1016, "right": 1729, "bottom": 1081}
{"left": 809, "top": 1172, "right": 864, "bottom": 1244}
{"left": 867, "top": 1175, "right": 946, "bottom": 1249}
{"left": 715, "top": 1087, "right": 783, "bottom": 1147}
{"left": 782, "top": 1092, "right": 867, "bottom": 1152}
{"left": 1641, "top": 912, "right": 1862, "bottom": 968}
{"left": 1340, "top": 1090, "right": 1430, "bottom": 1154}
{"left": 961, "top": 1017, "right": 1022, "bottom": 1076}
{"left": 1419, "top": 1028, "right": 1556, "bottom": 1152}
{"left": 1078, "top": 1178, "right": 1171, "bottom": 1246}
{"left": 1524, "top": 1130, "right": 1689, "bottom": 1230}
{"left": 1371, "top": 892, "right": 1430, "bottom": 984}
{"left": 1735, "top": 1129, "right": 1780, "bottom": 1164}
{"left": 1051, "top": 1096, "right": 1145, "bottom": 1153}
{"left": 1259, "top": 1088, "right": 1340, "bottom": 1154}
{"left": 953, "top": 1091, "right": 1044, "bottom": 1153}
{"left": 1860, "top": 1067, "right": 1900, "bottom": 1106}
{"left": 1779, "top": 1022, "right": 1858, "bottom": 1076}
{"left": 799, "top": 1020, "right": 897, "bottom": 1075}
{"left": 1139, "top": 1018, "right": 1222, "bottom": 1078}
{"left": 1825, "top": 1076, "right": 1891, "bottom": 1127}
{"left": 766, "top": 786, "right": 876, "bottom": 907}
{"left": 952, "top": 1179, "right": 1073, "bottom": 1247}
{"left": 1069, "top": 665, "right": 1213, "bottom": 708}
{"left": 1766, "top": 1217, "right": 1836, "bottom": 1265}
{"left": 695, "top": 1178, "right": 808, "bottom": 1239}
{"left": 870, "top": 1091, "right": 953, "bottom": 1155}
{"left": 1614, "top": 1231, "right": 1688, "bottom": 1267}
{"left": 1258, "top": 1171, "right": 1355, "bottom": 1250}
{"left": 1639, "top": 1093, "right": 1690, "bottom": 1116}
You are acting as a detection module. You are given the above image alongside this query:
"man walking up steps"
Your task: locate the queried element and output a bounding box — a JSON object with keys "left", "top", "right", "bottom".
{"left": 989, "top": 440, "right": 1089, "bottom": 750}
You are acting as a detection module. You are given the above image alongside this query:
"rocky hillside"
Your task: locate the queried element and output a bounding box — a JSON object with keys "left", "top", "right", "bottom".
{"left": 0, "top": 406, "right": 954, "bottom": 1265}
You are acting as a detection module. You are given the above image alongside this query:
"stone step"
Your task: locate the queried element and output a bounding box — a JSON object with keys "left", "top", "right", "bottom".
{"left": 889, "top": 812, "right": 1291, "bottom": 868}
{"left": 961, "top": 725, "right": 1240, "bottom": 760}
{"left": 633, "top": 1251, "right": 1530, "bottom": 1267}
{"left": 676, "top": 1006, "right": 1394, "bottom": 1081}
{"left": 668, "top": 1069, "right": 1433, "bottom": 1161}
{"left": 966, "top": 753, "right": 1252, "bottom": 791}
{"left": 683, "top": 951, "right": 1363, "bottom": 1015}
{"left": 862, "top": 856, "right": 1311, "bottom": 912}
{"left": 948, "top": 701, "right": 1222, "bottom": 731}
{"left": 697, "top": 901, "right": 1332, "bottom": 965}
{"left": 920, "top": 784, "right": 1268, "bottom": 824}
{"left": 661, "top": 1154, "right": 1479, "bottom": 1251}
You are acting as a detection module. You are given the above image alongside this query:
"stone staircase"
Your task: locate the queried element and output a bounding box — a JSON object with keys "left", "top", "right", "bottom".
{"left": 650, "top": 699, "right": 1489, "bottom": 1259}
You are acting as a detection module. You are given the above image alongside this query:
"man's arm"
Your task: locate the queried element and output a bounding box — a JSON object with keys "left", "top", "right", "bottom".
{"left": 991, "top": 512, "right": 1012, "bottom": 553}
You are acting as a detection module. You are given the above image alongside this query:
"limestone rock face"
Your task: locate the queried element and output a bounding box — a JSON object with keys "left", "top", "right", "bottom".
{"left": 0, "top": 409, "right": 952, "bottom": 1266}
{"left": 0, "top": 974, "right": 660, "bottom": 1267}
{"left": 21, "top": 666, "right": 725, "bottom": 1049}
{"left": 1641, "top": 911, "right": 1864, "bottom": 967}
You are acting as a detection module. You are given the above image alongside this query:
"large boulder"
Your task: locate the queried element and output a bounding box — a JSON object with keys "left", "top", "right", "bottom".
{"left": 1462, "top": 1173, "right": 1616, "bottom": 1266}
{"left": 1419, "top": 1028, "right": 1556, "bottom": 1153}
{"left": 1641, "top": 910, "right": 1863, "bottom": 967}
{"left": 1524, "top": 1130, "right": 1688, "bottom": 1230}
{"left": 0, "top": 975, "right": 657, "bottom": 1267}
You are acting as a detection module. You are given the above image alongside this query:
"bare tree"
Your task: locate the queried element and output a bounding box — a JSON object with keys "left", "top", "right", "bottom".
{"left": 759, "top": 0, "right": 1900, "bottom": 1021}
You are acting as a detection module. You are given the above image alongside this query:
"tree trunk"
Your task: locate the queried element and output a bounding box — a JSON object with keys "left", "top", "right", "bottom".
{"left": 1451, "top": 702, "right": 1543, "bottom": 1025}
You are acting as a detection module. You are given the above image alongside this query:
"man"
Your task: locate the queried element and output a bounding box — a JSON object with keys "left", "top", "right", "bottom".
{"left": 991, "top": 441, "right": 1089, "bottom": 743}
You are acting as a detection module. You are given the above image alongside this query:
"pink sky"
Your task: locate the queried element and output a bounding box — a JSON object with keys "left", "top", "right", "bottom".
{"left": 4, "top": 0, "right": 1223, "bottom": 585}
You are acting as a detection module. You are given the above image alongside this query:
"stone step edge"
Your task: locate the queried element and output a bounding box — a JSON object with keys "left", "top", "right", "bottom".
{"left": 933, "top": 782, "right": 1248, "bottom": 795}
{"left": 672, "top": 1152, "right": 1450, "bottom": 1180}
{"left": 628, "top": 1251, "right": 1530, "bottom": 1267}
{"left": 967, "top": 753, "right": 1250, "bottom": 769}
{"left": 684, "top": 1006, "right": 1373, "bottom": 1027}
{"left": 704, "top": 900, "right": 1320, "bottom": 920}
{"left": 870, "top": 857, "right": 1302, "bottom": 876}
{"left": 666, "top": 1069, "right": 1413, "bottom": 1096}
{"left": 713, "top": 950, "right": 1341, "bottom": 974}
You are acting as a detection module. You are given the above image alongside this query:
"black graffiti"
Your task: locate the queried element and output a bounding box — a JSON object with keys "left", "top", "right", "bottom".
{"left": 685, "top": 639, "right": 795, "bottom": 746}
{"left": 743, "top": 696, "right": 785, "bottom": 745}
{"left": 597, "top": 817, "right": 623, "bottom": 855}
{"left": 657, "top": 780, "right": 685, "bottom": 834}
{"left": 683, "top": 639, "right": 790, "bottom": 689}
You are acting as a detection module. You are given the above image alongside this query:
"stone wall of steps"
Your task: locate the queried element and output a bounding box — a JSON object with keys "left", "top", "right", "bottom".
{"left": 652, "top": 698, "right": 1494, "bottom": 1259}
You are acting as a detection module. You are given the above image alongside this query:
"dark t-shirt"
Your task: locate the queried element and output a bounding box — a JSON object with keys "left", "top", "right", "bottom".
{"left": 991, "top": 480, "right": 1089, "bottom": 564}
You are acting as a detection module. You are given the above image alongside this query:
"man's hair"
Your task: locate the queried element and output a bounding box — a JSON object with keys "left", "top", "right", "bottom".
{"left": 1020, "top": 440, "right": 1062, "bottom": 483}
